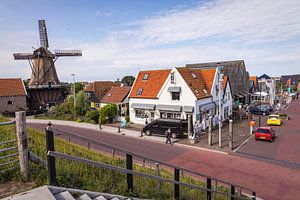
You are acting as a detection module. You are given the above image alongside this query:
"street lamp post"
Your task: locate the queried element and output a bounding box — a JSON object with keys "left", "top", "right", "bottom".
{"left": 218, "top": 66, "right": 224, "bottom": 148}
{"left": 71, "top": 74, "right": 76, "bottom": 109}
{"left": 259, "top": 88, "right": 262, "bottom": 127}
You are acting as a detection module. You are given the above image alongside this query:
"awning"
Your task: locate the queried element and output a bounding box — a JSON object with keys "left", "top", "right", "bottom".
{"left": 167, "top": 86, "right": 181, "bottom": 93}
{"left": 156, "top": 104, "right": 182, "bottom": 112}
{"left": 131, "top": 103, "right": 155, "bottom": 110}
{"left": 199, "top": 102, "right": 215, "bottom": 112}
{"left": 234, "top": 94, "right": 244, "bottom": 98}
{"left": 183, "top": 106, "right": 194, "bottom": 113}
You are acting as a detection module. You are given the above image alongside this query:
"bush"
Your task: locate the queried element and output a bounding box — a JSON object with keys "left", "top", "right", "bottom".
{"left": 99, "top": 104, "right": 117, "bottom": 124}
{"left": 85, "top": 110, "right": 100, "bottom": 124}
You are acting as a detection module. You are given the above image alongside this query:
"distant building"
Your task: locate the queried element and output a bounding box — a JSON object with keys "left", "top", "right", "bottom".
{"left": 0, "top": 78, "right": 27, "bottom": 114}
{"left": 251, "top": 74, "right": 276, "bottom": 105}
{"left": 100, "top": 86, "right": 131, "bottom": 121}
{"left": 186, "top": 60, "right": 250, "bottom": 105}
{"left": 281, "top": 74, "right": 300, "bottom": 86}
{"left": 83, "top": 81, "right": 120, "bottom": 108}
{"left": 249, "top": 76, "right": 258, "bottom": 93}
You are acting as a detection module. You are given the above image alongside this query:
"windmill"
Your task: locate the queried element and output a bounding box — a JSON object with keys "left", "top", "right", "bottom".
{"left": 13, "top": 20, "right": 82, "bottom": 110}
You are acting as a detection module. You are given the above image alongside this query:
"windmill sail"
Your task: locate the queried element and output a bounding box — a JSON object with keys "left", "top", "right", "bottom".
{"left": 38, "top": 20, "right": 49, "bottom": 49}
{"left": 54, "top": 50, "right": 82, "bottom": 56}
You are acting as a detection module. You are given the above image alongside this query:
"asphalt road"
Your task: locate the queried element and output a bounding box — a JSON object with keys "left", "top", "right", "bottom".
{"left": 28, "top": 119, "right": 300, "bottom": 200}
{"left": 235, "top": 98, "right": 300, "bottom": 168}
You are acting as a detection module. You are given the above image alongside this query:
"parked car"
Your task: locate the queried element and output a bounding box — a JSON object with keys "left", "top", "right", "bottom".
{"left": 255, "top": 127, "right": 276, "bottom": 142}
{"left": 250, "top": 106, "right": 271, "bottom": 115}
{"left": 267, "top": 114, "right": 282, "bottom": 126}
{"left": 260, "top": 104, "right": 274, "bottom": 112}
{"left": 142, "top": 118, "right": 187, "bottom": 138}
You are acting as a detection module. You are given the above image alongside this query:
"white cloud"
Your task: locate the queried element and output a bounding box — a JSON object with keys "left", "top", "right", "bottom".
{"left": 1, "top": 0, "right": 300, "bottom": 81}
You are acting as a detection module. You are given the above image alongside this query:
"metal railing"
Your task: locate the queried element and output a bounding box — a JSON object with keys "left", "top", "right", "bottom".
{"left": 45, "top": 127, "right": 256, "bottom": 200}
{"left": 0, "top": 120, "right": 19, "bottom": 173}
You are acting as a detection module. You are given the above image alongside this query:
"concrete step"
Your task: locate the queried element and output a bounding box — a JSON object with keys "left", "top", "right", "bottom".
{"left": 54, "top": 191, "right": 76, "bottom": 200}
{"left": 76, "top": 194, "right": 92, "bottom": 200}
{"left": 93, "top": 196, "right": 107, "bottom": 200}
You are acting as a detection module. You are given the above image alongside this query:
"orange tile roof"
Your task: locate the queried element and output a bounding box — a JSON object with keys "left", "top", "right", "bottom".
{"left": 129, "top": 69, "right": 171, "bottom": 99}
{"left": 223, "top": 75, "right": 228, "bottom": 89}
{"left": 250, "top": 76, "right": 257, "bottom": 88}
{"left": 177, "top": 68, "right": 216, "bottom": 100}
{"left": 0, "top": 78, "right": 26, "bottom": 97}
{"left": 101, "top": 86, "right": 131, "bottom": 104}
{"left": 83, "top": 81, "right": 121, "bottom": 100}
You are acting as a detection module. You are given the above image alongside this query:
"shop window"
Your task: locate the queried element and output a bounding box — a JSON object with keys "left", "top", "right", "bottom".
{"left": 160, "top": 112, "right": 181, "bottom": 119}
{"left": 171, "top": 92, "right": 180, "bottom": 100}
{"left": 135, "top": 109, "right": 150, "bottom": 118}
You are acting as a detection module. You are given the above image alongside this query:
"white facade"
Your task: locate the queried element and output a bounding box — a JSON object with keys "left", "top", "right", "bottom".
{"left": 129, "top": 68, "right": 233, "bottom": 131}
{"left": 257, "top": 78, "right": 276, "bottom": 105}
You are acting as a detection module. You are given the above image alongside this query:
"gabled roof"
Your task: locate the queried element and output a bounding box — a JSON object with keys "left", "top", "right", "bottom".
{"left": 0, "top": 78, "right": 27, "bottom": 97}
{"left": 101, "top": 86, "right": 131, "bottom": 104}
{"left": 129, "top": 69, "right": 171, "bottom": 99}
{"left": 258, "top": 74, "right": 271, "bottom": 80}
{"left": 83, "top": 81, "right": 121, "bottom": 100}
{"left": 176, "top": 67, "right": 216, "bottom": 100}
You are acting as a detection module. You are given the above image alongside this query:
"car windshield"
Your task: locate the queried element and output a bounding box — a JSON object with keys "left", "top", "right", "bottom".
{"left": 257, "top": 129, "right": 271, "bottom": 134}
{"left": 269, "top": 116, "right": 279, "bottom": 120}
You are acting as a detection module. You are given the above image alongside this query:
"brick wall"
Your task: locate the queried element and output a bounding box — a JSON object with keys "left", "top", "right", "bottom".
{"left": 0, "top": 95, "right": 27, "bottom": 113}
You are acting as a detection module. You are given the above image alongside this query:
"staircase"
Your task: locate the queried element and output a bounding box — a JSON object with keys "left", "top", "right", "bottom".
{"left": 2, "top": 185, "right": 144, "bottom": 200}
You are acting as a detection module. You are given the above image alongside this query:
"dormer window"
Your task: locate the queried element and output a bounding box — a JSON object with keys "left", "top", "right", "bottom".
{"left": 191, "top": 73, "right": 197, "bottom": 79}
{"left": 107, "top": 93, "right": 112, "bottom": 97}
{"left": 142, "top": 73, "right": 149, "bottom": 80}
{"left": 137, "top": 88, "right": 143, "bottom": 95}
{"left": 194, "top": 89, "right": 199, "bottom": 94}
{"left": 203, "top": 88, "right": 208, "bottom": 96}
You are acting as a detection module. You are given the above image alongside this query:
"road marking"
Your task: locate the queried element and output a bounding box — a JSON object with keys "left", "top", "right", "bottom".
{"left": 234, "top": 134, "right": 254, "bottom": 153}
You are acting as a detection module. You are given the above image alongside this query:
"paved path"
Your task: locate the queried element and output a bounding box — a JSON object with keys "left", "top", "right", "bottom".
{"left": 27, "top": 119, "right": 300, "bottom": 200}
{"left": 236, "top": 99, "right": 300, "bottom": 168}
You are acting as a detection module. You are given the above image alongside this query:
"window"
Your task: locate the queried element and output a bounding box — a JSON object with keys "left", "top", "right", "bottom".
{"left": 191, "top": 73, "right": 197, "bottom": 79}
{"left": 107, "top": 93, "right": 112, "bottom": 97}
{"left": 172, "top": 92, "right": 180, "bottom": 100}
{"left": 160, "top": 112, "right": 181, "bottom": 119}
{"left": 135, "top": 109, "right": 149, "bottom": 118}
{"left": 7, "top": 100, "right": 13, "bottom": 105}
{"left": 142, "top": 73, "right": 149, "bottom": 80}
{"left": 216, "top": 85, "right": 219, "bottom": 96}
{"left": 171, "top": 73, "right": 175, "bottom": 84}
{"left": 137, "top": 88, "right": 143, "bottom": 95}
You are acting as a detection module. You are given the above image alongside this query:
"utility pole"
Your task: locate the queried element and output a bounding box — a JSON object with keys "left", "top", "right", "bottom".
{"left": 218, "top": 65, "right": 224, "bottom": 148}
{"left": 71, "top": 74, "right": 76, "bottom": 109}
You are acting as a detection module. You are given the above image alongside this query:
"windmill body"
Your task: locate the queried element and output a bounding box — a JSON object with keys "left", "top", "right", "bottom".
{"left": 13, "top": 20, "right": 82, "bottom": 111}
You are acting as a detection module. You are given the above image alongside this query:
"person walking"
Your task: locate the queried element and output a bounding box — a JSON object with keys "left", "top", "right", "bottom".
{"left": 165, "top": 128, "right": 172, "bottom": 145}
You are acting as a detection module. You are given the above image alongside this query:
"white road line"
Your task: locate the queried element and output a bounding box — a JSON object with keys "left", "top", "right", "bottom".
{"left": 234, "top": 134, "right": 254, "bottom": 153}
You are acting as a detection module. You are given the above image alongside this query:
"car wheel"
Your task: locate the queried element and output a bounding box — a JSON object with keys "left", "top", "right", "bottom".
{"left": 172, "top": 133, "right": 177, "bottom": 139}
{"left": 145, "top": 130, "right": 151, "bottom": 136}
{"left": 270, "top": 138, "right": 273, "bottom": 143}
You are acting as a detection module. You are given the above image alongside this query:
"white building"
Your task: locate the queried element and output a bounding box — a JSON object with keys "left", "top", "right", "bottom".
{"left": 128, "top": 67, "right": 233, "bottom": 131}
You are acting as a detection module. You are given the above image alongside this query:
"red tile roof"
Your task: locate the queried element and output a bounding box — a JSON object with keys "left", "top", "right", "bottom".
{"left": 129, "top": 69, "right": 171, "bottom": 99}
{"left": 250, "top": 76, "right": 257, "bottom": 88}
{"left": 0, "top": 78, "right": 26, "bottom": 97}
{"left": 101, "top": 86, "right": 131, "bottom": 104}
{"left": 83, "top": 81, "right": 121, "bottom": 100}
{"left": 177, "top": 68, "right": 216, "bottom": 100}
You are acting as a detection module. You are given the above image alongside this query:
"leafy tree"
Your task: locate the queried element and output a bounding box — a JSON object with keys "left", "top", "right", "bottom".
{"left": 74, "top": 91, "right": 88, "bottom": 115}
{"left": 85, "top": 110, "right": 100, "bottom": 124}
{"left": 121, "top": 76, "right": 135, "bottom": 86}
{"left": 75, "top": 82, "right": 84, "bottom": 93}
{"left": 99, "top": 104, "right": 117, "bottom": 123}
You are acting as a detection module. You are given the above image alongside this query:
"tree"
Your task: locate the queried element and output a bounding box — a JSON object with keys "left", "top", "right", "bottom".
{"left": 121, "top": 76, "right": 135, "bottom": 86}
{"left": 99, "top": 104, "right": 117, "bottom": 123}
{"left": 85, "top": 109, "right": 100, "bottom": 124}
{"left": 74, "top": 91, "right": 88, "bottom": 115}
{"left": 75, "top": 82, "right": 84, "bottom": 93}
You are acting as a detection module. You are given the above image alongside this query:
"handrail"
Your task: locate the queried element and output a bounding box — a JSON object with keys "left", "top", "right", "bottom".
{"left": 48, "top": 151, "right": 251, "bottom": 199}
{"left": 0, "top": 120, "right": 16, "bottom": 126}
{"left": 52, "top": 127, "right": 254, "bottom": 192}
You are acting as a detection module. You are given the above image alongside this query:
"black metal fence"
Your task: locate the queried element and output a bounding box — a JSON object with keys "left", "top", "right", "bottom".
{"left": 45, "top": 128, "right": 256, "bottom": 200}
{"left": 0, "top": 120, "right": 19, "bottom": 174}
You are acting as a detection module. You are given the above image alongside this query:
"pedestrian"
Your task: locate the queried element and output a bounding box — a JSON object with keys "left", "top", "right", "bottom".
{"left": 165, "top": 128, "right": 172, "bottom": 145}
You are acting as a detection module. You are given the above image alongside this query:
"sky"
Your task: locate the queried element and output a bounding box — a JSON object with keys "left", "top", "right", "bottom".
{"left": 0, "top": 0, "right": 300, "bottom": 83}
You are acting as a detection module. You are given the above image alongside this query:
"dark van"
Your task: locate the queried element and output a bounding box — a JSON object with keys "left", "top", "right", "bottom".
{"left": 142, "top": 118, "right": 187, "bottom": 138}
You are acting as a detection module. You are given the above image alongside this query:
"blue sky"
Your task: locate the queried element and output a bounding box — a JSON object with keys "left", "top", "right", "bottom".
{"left": 1, "top": 0, "right": 300, "bottom": 82}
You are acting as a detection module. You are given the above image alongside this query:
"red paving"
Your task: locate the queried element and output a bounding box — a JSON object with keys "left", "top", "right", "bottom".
{"left": 28, "top": 100, "right": 300, "bottom": 199}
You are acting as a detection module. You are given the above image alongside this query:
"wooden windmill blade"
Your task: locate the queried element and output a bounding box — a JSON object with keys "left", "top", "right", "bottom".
{"left": 54, "top": 50, "right": 82, "bottom": 57}
{"left": 13, "top": 53, "right": 34, "bottom": 60}
{"left": 38, "top": 20, "right": 49, "bottom": 49}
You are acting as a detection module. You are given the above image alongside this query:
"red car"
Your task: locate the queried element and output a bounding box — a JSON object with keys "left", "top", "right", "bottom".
{"left": 255, "top": 127, "right": 276, "bottom": 142}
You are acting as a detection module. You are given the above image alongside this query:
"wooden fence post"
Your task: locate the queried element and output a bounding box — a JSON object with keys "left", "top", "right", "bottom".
{"left": 15, "top": 111, "right": 29, "bottom": 181}
{"left": 126, "top": 154, "right": 133, "bottom": 192}
{"left": 155, "top": 163, "right": 161, "bottom": 191}
{"left": 174, "top": 168, "right": 180, "bottom": 200}
{"left": 46, "top": 125, "right": 56, "bottom": 185}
